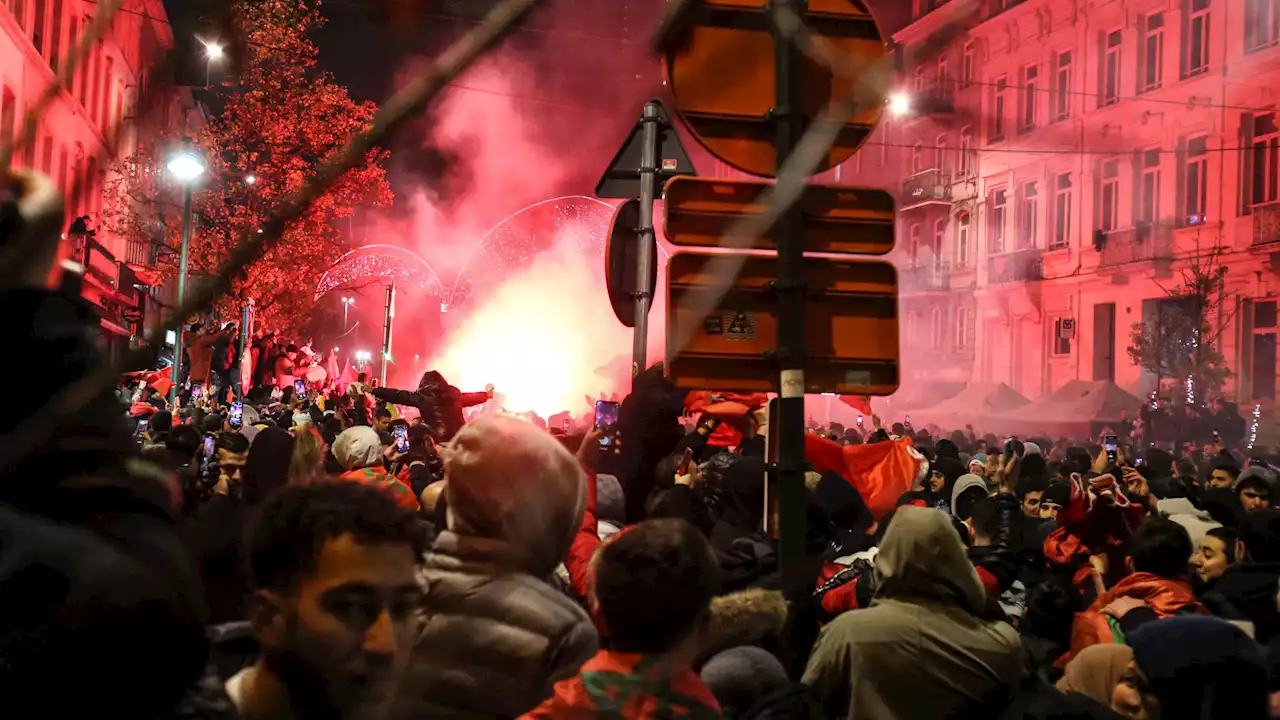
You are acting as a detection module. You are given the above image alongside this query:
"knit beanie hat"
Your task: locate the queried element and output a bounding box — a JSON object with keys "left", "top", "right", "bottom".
{"left": 700, "top": 646, "right": 789, "bottom": 717}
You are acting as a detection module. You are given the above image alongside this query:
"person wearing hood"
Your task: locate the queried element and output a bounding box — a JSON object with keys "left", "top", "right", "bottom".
{"left": 1236, "top": 468, "right": 1274, "bottom": 513}
{"left": 1116, "top": 616, "right": 1268, "bottom": 719}
{"left": 370, "top": 370, "right": 493, "bottom": 444}
{"left": 395, "top": 416, "right": 598, "bottom": 718}
{"left": 332, "top": 426, "right": 420, "bottom": 512}
{"left": 802, "top": 505, "right": 1022, "bottom": 719}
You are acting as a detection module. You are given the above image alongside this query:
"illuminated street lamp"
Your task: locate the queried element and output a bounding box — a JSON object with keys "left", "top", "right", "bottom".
{"left": 201, "top": 39, "right": 224, "bottom": 87}
{"left": 166, "top": 148, "right": 205, "bottom": 406}
{"left": 888, "top": 91, "right": 911, "bottom": 118}
{"left": 341, "top": 296, "right": 354, "bottom": 330}
{"left": 245, "top": 174, "right": 257, "bottom": 185}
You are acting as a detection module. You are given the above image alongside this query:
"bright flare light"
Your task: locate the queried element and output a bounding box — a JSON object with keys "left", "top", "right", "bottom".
{"left": 167, "top": 152, "right": 205, "bottom": 182}
{"left": 888, "top": 91, "right": 911, "bottom": 117}
{"left": 432, "top": 240, "right": 630, "bottom": 417}
{"left": 203, "top": 41, "right": 224, "bottom": 59}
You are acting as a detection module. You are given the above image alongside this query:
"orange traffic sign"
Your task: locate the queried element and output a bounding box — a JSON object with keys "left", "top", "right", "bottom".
{"left": 666, "top": 251, "right": 899, "bottom": 395}
{"left": 663, "top": 176, "right": 895, "bottom": 255}
{"left": 661, "top": 0, "right": 887, "bottom": 178}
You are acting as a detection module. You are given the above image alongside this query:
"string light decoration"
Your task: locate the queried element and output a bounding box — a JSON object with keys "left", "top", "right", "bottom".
{"left": 1148, "top": 390, "right": 1158, "bottom": 410}
{"left": 1185, "top": 375, "right": 1195, "bottom": 407}
{"left": 1249, "top": 403, "right": 1261, "bottom": 450}
{"left": 444, "top": 195, "right": 620, "bottom": 308}
{"left": 314, "top": 244, "right": 448, "bottom": 301}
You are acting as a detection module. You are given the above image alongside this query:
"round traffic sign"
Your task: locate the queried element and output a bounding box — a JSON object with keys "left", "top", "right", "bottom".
{"left": 662, "top": 0, "right": 888, "bottom": 179}
{"left": 605, "top": 199, "right": 658, "bottom": 329}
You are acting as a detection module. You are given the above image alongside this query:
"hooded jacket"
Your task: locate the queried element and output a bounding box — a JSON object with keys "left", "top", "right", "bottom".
{"left": 396, "top": 417, "right": 598, "bottom": 719}
{"left": 1128, "top": 616, "right": 1268, "bottom": 720}
{"left": 372, "top": 371, "right": 489, "bottom": 443}
{"left": 802, "top": 506, "right": 1022, "bottom": 719}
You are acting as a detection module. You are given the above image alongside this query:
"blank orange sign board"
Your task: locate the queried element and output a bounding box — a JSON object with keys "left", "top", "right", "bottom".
{"left": 662, "top": 0, "right": 888, "bottom": 178}
{"left": 666, "top": 251, "right": 899, "bottom": 395}
{"left": 663, "top": 176, "right": 895, "bottom": 255}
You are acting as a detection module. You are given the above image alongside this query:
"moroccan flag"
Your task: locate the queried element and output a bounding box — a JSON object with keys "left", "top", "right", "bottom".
{"left": 685, "top": 392, "right": 769, "bottom": 448}
{"left": 805, "top": 434, "right": 921, "bottom": 518}
{"left": 839, "top": 394, "right": 873, "bottom": 415}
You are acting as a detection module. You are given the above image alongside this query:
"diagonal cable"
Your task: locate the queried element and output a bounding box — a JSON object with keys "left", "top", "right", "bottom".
{"left": 0, "top": 0, "right": 542, "bottom": 475}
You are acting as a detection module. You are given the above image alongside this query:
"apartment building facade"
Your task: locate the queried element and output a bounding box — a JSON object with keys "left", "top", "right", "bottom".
{"left": 0, "top": 0, "right": 201, "bottom": 355}
{"left": 832, "top": 0, "right": 1280, "bottom": 410}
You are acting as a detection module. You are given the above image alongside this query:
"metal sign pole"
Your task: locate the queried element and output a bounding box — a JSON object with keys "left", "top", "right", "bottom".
{"left": 170, "top": 185, "right": 194, "bottom": 407}
{"left": 380, "top": 282, "right": 395, "bottom": 386}
{"left": 632, "top": 100, "right": 660, "bottom": 379}
{"left": 773, "top": 0, "right": 808, "bottom": 593}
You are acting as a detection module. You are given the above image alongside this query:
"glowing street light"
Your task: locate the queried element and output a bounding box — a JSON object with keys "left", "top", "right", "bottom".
{"left": 888, "top": 91, "right": 911, "bottom": 118}
{"left": 166, "top": 148, "right": 206, "bottom": 406}
{"left": 201, "top": 39, "right": 225, "bottom": 87}
{"left": 341, "top": 296, "right": 354, "bottom": 330}
{"left": 245, "top": 174, "right": 257, "bottom": 185}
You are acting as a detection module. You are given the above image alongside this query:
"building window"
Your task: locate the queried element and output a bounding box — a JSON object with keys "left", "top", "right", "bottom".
{"left": 48, "top": 0, "right": 63, "bottom": 71}
{"left": 31, "top": 0, "right": 46, "bottom": 53}
{"left": 909, "top": 223, "right": 922, "bottom": 266}
{"left": 959, "top": 126, "right": 973, "bottom": 175}
{"left": 907, "top": 310, "right": 921, "bottom": 338}
{"left": 1184, "top": 135, "right": 1209, "bottom": 225}
{"left": 1053, "top": 173, "right": 1072, "bottom": 248}
{"left": 57, "top": 146, "right": 68, "bottom": 200}
{"left": 1140, "top": 149, "right": 1161, "bottom": 225}
{"left": 1019, "top": 64, "right": 1038, "bottom": 132}
{"left": 990, "top": 188, "right": 1008, "bottom": 253}
{"left": 932, "top": 308, "right": 946, "bottom": 347}
{"left": 1019, "top": 181, "right": 1039, "bottom": 247}
{"left": 0, "top": 88, "right": 15, "bottom": 156}
{"left": 935, "top": 133, "right": 946, "bottom": 170}
{"left": 1101, "top": 30, "right": 1122, "bottom": 107}
{"left": 1100, "top": 159, "right": 1120, "bottom": 231}
{"left": 1053, "top": 51, "right": 1072, "bottom": 122}
{"left": 1253, "top": 300, "right": 1278, "bottom": 401}
{"left": 954, "top": 307, "right": 971, "bottom": 350}
{"left": 1185, "top": 0, "right": 1211, "bottom": 78}
{"left": 1053, "top": 318, "right": 1074, "bottom": 356}
{"left": 957, "top": 212, "right": 971, "bottom": 265}
{"left": 911, "top": 143, "right": 926, "bottom": 174}
{"left": 991, "top": 76, "right": 1007, "bottom": 141}
{"left": 962, "top": 42, "right": 975, "bottom": 88}
{"left": 914, "top": 66, "right": 927, "bottom": 92}
{"left": 932, "top": 218, "right": 946, "bottom": 268}
{"left": 1253, "top": 112, "right": 1280, "bottom": 207}
{"left": 1140, "top": 13, "right": 1164, "bottom": 93}
{"left": 937, "top": 56, "right": 952, "bottom": 98}
{"left": 1246, "top": 0, "right": 1280, "bottom": 53}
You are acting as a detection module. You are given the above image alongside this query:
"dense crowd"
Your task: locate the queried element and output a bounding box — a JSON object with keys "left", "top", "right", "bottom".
{"left": 8, "top": 250, "right": 1280, "bottom": 717}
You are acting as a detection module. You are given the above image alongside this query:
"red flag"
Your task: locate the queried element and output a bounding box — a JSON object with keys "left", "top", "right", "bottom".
{"left": 839, "top": 395, "right": 872, "bottom": 415}
{"left": 806, "top": 434, "right": 921, "bottom": 518}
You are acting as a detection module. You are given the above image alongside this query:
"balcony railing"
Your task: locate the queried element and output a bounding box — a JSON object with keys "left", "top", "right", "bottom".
{"left": 902, "top": 261, "right": 950, "bottom": 292}
{"left": 987, "top": 248, "right": 1043, "bottom": 284}
{"left": 913, "top": 82, "right": 957, "bottom": 117}
{"left": 902, "top": 168, "right": 952, "bottom": 208}
{"left": 1099, "top": 224, "right": 1173, "bottom": 267}
{"left": 1253, "top": 203, "right": 1280, "bottom": 247}
{"left": 127, "top": 238, "right": 158, "bottom": 267}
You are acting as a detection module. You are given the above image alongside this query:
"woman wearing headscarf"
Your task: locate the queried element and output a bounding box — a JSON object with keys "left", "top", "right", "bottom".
{"left": 802, "top": 505, "right": 1022, "bottom": 719}
{"left": 332, "top": 425, "right": 420, "bottom": 511}
{"left": 1057, "top": 644, "right": 1133, "bottom": 707}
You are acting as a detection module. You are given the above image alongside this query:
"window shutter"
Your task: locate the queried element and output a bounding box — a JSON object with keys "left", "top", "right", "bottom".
{"left": 1241, "top": 113, "right": 1256, "bottom": 216}
{"left": 1174, "top": 136, "right": 1187, "bottom": 227}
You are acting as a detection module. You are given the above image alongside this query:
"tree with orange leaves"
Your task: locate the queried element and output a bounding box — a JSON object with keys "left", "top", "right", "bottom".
{"left": 105, "top": 0, "right": 391, "bottom": 334}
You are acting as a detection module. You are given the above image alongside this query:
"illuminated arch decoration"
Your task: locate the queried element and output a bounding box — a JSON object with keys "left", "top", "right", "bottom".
{"left": 314, "top": 244, "right": 448, "bottom": 302}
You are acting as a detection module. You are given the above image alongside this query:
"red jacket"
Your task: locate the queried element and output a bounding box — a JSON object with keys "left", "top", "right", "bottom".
{"left": 1063, "top": 571, "right": 1206, "bottom": 665}
{"left": 567, "top": 467, "right": 601, "bottom": 602}
{"left": 521, "top": 650, "right": 721, "bottom": 719}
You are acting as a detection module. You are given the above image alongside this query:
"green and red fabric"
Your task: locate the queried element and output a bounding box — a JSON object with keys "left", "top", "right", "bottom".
{"left": 522, "top": 650, "right": 721, "bottom": 719}
{"left": 338, "top": 467, "right": 420, "bottom": 511}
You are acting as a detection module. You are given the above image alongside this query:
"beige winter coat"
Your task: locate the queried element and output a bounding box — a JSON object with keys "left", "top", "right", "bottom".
{"left": 802, "top": 505, "right": 1022, "bottom": 719}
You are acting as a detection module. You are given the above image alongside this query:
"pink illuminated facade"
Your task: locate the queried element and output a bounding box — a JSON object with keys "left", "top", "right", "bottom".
{"left": 700, "top": 0, "right": 1280, "bottom": 412}
{"left": 0, "top": 0, "right": 201, "bottom": 354}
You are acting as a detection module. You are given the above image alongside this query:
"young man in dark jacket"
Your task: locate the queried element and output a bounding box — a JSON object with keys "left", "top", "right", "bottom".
{"left": 370, "top": 370, "right": 491, "bottom": 443}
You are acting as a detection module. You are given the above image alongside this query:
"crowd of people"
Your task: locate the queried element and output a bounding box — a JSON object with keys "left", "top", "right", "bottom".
{"left": 10, "top": 289, "right": 1280, "bottom": 718}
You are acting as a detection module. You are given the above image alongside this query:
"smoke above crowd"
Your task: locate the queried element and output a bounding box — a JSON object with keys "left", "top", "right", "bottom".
{"left": 339, "top": 2, "right": 667, "bottom": 416}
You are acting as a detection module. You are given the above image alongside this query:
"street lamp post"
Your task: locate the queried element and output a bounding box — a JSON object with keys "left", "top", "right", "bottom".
{"left": 167, "top": 149, "right": 205, "bottom": 406}
{"left": 342, "top": 296, "right": 354, "bottom": 330}
{"left": 202, "top": 40, "right": 224, "bottom": 88}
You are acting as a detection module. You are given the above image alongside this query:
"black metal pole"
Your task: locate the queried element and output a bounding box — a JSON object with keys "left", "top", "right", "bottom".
{"left": 632, "top": 101, "right": 660, "bottom": 381}
{"left": 773, "top": 0, "right": 808, "bottom": 594}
